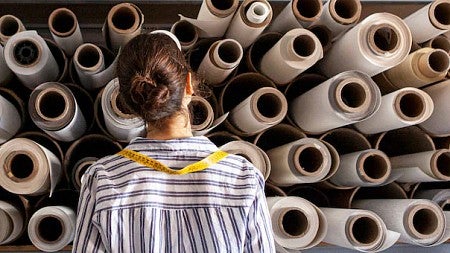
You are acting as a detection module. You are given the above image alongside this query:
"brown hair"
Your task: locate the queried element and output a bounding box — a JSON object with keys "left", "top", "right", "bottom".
{"left": 117, "top": 33, "right": 193, "bottom": 128}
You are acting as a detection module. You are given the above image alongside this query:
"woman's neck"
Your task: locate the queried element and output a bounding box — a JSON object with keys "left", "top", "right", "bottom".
{"left": 146, "top": 114, "right": 193, "bottom": 140}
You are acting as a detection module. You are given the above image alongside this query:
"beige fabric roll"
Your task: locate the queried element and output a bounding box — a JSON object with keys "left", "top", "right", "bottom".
{"left": 420, "top": 80, "right": 450, "bottom": 137}
{"left": 268, "top": 0, "right": 323, "bottom": 33}
{"left": 48, "top": 8, "right": 83, "bottom": 56}
{"left": 0, "top": 15, "right": 25, "bottom": 44}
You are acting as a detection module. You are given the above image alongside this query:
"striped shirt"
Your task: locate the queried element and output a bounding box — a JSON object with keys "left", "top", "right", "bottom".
{"left": 72, "top": 136, "right": 275, "bottom": 253}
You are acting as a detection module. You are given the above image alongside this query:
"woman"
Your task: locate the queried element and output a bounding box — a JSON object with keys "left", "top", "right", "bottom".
{"left": 72, "top": 33, "right": 275, "bottom": 252}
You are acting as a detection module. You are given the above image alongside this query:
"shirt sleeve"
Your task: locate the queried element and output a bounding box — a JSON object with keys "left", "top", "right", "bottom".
{"left": 72, "top": 169, "right": 107, "bottom": 253}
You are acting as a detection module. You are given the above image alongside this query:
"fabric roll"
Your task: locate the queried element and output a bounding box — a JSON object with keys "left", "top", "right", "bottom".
{"left": 290, "top": 70, "right": 381, "bottom": 135}
{"left": 0, "top": 200, "right": 24, "bottom": 245}
{"left": 189, "top": 96, "right": 228, "bottom": 136}
{"left": 4, "top": 31, "right": 59, "bottom": 89}
{"left": 354, "top": 87, "right": 434, "bottom": 135}
{"left": 0, "top": 44, "right": 13, "bottom": 85}
{"left": 318, "top": 13, "right": 412, "bottom": 77}
{"left": 170, "top": 20, "right": 198, "bottom": 51}
{"left": 0, "top": 94, "right": 21, "bottom": 144}
{"left": 48, "top": 8, "right": 83, "bottom": 56}
{"left": 0, "top": 14, "right": 25, "bottom": 44}
{"left": 268, "top": 0, "right": 323, "bottom": 33}
{"left": 73, "top": 43, "right": 106, "bottom": 89}
{"left": 420, "top": 80, "right": 450, "bottom": 137}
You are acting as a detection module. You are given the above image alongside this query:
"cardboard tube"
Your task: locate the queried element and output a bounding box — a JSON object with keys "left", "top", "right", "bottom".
{"left": 0, "top": 138, "right": 61, "bottom": 196}
{"left": 28, "top": 206, "right": 76, "bottom": 252}
{"left": 268, "top": 0, "right": 323, "bottom": 33}
{"left": 423, "top": 34, "right": 450, "bottom": 53}
{"left": 4, "top": 31, "right": 59, "bottom": 89}
{"left": 414, "top": 189, "right": 450, "bottom": 210}
{"left": 73, "top": 43, "right": 106, "bottom": 90}
{"left": 101, "top": 78, "right": 146, "bottom": 142}
{"left": 287, "top": 185, "right": 330, "bottom": 207}
{"left": 420, "top": 80, "right": 450, "bottom": 137}
{"left": 0, "top": 199, "right": 24, "bottom": 245}
{"left": 0, "top": 44, "right": 13, "bottom": 85}
{"left": 307, "top": 25, "right": 333, "bottom": 53}
{"left": 48, "top": 8, "right": 83, "bottom": 56}
{"left": 205, "top": 131, "right": 241, "bottom": 147}
{"left": 260, "top": 28, "right": 323, "bottom": 85}
{"left": 0, "top": 15, "right": 25, "bottom": 44}
{"left": 267, "top": 196, "right": 327, "bottom": 250}
{"left": 318, "top": 13, "right": 412, "bottom": 77}
{"left": 225, "top": 0, "right": 273, "bottom": 49}
{"left": 189, "top": 96, "right": 214, "bottom": 132}
{"left": 197, "top": 39, "right": 243, "bottom": 86}
{"left": 290, "top": 70, "right": 381, "bottom": 135}
{"left": 265, "top": 182, "right": 286, "bottom": 197}
{"left": 404, "top": 0, "right": 450, "bottom": 43}
{"left": 105, "top": 2, "right": 143, "bottom": 52}
{"left": 29, "top": 82, "right": 87, "bottom": 142}
{"left": 244, "top": 32, "right": 282, "bottom": 73}
{"left": 170, "top": 20, "right": 198, "bottom": 51}
{"left": 253, "top": 123, "right": 306, "bottom": 151}
{"left": 0, "top": 94, "right": 21, "bottom": 144}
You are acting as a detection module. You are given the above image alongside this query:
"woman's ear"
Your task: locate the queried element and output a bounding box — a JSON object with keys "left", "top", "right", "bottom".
{"left": 185, "top": 72, "right": 194, "bottom": 96}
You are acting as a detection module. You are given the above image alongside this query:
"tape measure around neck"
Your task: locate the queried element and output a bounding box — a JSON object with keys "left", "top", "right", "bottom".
{"left": 118, "top": 149, "right": 228, "bottom": 175}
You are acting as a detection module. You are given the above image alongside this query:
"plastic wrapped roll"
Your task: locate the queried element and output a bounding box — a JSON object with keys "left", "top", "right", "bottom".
{"left": 220, "top": 140, "right": 271, "bottom": 180}
{"left": 352, "top": 199, "right": 450, "bottom": 246}
{"left": 354, "top": 87, "right": 434, "bottom": 135}
{"left": 404, "top": 0, "right": 450, "bottom": 43}
{"left": 420, "top": 80, "right": 450, "bottom": 137}
{"left": 28, "top": 82, "right": 86, "bottom": 142}
{"left": 0, "top": 200, "right": 24, "bottom": 245}
{"left": 267, "top": 196, "right": 327, "bottom": 251}
{"left": 0, "top": 44, "right": 13, "bottom": 85}
{"left": 101, "top": 78, "right": 146, "bottom": 142}
{"left": 28, "top": 206, "right": 76, "bottom": 252}
{"left": 4, "top": 31, "right": 59, "bottom": 89}
{"left": 0, "top": 94, "right": 21, "bottom": 144}
{"left": 414, "top": 189, "right": 450, "bottom": 210}
{"left": 225, "top": 0, "right": 273, "bottom": 49}
{"left": 0, "top": 138, "right": 61, "bottom": 196}
{"left": 104, "top": 2, "right": 143, "bottom": 52}
{"left": 423, "top": 34, "right": 450, "bottom": 53}
{"left": 170, "top": 20, "right": 198, "bottom": 51}
{"left": 318, "top": 13, "right": 412, "bottom": 77}
{"left": 320, "top": 208, "right": 400, "bottom": 252}
{"left": 260, "top": 28, "right": 323, "bottom": 85}
{"left": 0, "top": 14, "right": 25, "bottom": 44}
{"left": 179, "top": 0, "right": 238, "bottom": 38}
{"left": 290, "top": 70, "right": 381, "bottom": 135}
{"left": 267, "top": 138, "right": 332, "bottom": 186}
{"left": 197, "top": 39, "right": 243, "bottom": 86}
{"left": 48, "top": 8, "right": 83, "bottom": 56}
{"left": 268, "top": 0, "right": 323, "bottom": 33}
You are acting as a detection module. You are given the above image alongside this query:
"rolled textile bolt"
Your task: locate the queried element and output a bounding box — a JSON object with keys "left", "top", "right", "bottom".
{"left": 268, "top": 0, "right": 323, "bottom": 33}
{"left": 228, "top": 87, "right": 287, "bottom": 134}
{"left": 414, "top": 189, "right": 450, "bottom": 210}
{"left": 48, "top": 8, "right": 83, "bottom": 56}
{"left": 0, "top": 44, "right": 13, "bottom": 85}
{"left": 307, "top": 25, "right": 333, "bottom": 53}
{"left": 0, "top": 138, "right": 62, "bottom": 196}
{"left": 101, "top": 78, "right": 146, "bottom": 142}
{"left": 197, "top": 39, "right": 243, "bottom": 86}
{"left": 225, "top": 0, "right": 273, "bottom": 49}
{"left": 29, "top": 82, "right": 87, "bottom": 142}
{"left": 4, "top": 31, "right": 59, "bottom": 89}
{"left": 290, "top": 70, "right": 381, "bottom": 135}
{"left": 354, "top": 87, "right": 434, "bottom": 135}
{"left": 320, "top": 208, "right": 400, "bottom": 252}
{"left": 420, "top": 80, "right": 450, "bottom": 137}
{"left": 73, "top": 43, "right": 106, "bottom": 90}
{"left": 404, "top": 0, "right": 450, "bottom": 43}
{"left": 205, "top": 131, "right": 241, "bottom": 147}
{"left": 170, "top": 20, "right": 198, "bottom": 51}
{"left": 28, "top": 206, "right": 76, "bottom": 252}
{"left": 0, "top": 15, "right": 25, "bottom": 44}
{"left": 0, "top": 200, "right": 24, "bottom": 245}
{"left": 189, "top": 96, "right": 214, "bottom": 132}
{"left": 318, "top": 13, "right": 412, "bottom": 77}
{"left": 423, "top": 34, "right": 450, "bottom": 53}
{"left": 267, "top": 196, "right": 327, "bottom": 250}
{"left": 260, "top": 28, "right": 323, "bottom": 85}
{"left": 389, "top": 149, "right": 450, "bottom": 183}
{"left": 105, "top": 2, "right": 144, "bottom": 52}
{"left": 0, "top": 94, "right": 21, "bottom": 144}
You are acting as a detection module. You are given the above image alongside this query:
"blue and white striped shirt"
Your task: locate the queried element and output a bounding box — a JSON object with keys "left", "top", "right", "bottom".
{"left": 72, "top": 136, "right": 275, "bottom": 252}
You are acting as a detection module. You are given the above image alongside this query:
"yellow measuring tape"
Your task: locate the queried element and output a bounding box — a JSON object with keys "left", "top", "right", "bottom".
{"left": 118, "top": 149, "right": 229, "bottom": 175}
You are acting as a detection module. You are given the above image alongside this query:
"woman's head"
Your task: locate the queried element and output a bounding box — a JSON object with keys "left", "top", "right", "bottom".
{"left": 117, "top": 33, "right": 193, "bottom": 128}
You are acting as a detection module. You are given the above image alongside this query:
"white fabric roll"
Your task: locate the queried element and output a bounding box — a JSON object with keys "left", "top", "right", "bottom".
{"left": 0, "top": 94, "right": 21, "bottom": 144}
{"left": 48, "top": 8, "right": 83, "bottom": 56}
{"left": 73, "top": 43, "right": 106, "bottom": 89}
{"left": 420, "top": 80, "right": 450, "bottom": 137}
{"left": 268, "top": 0, "right": 323, "bottom": 33}
{"left": 0, "top": 200, "right": 24, "bottom": 245}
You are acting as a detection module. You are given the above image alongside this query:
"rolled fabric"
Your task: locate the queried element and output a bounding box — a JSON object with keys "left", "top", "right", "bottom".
{"left": 260, "top": 28, "right": 323, "bottom": 85}
{"left": 28, "top": 82, "right": 86, "bottom": 142}
{"left": 420, "top": 80, "right": 450, "bottom": 137}
{"left": 0, "top": 44, "right": 13, "bottom": 85}
{"left": 0, "top": 94, "right": 21, "bottom": 144}
{"left": 225, "top": 0, "right": 273, "bottom": 49}
{"left": 267, "top": 196, "right": 327, "bottom": 251}
{"left": 189, "top": 95, "right": 219, "bottom": 136}
{"left": 48, "top": 8, "right": 83, "bottom": 56}
{"left": 228, "top": 87, "right": 287, "bottom": 135}
{"left": 104, "top": 2, "right": 144, "bottom": 52}
{"left": 179, "top": 0, "right": 239, "bottom": 38}
{"left": 0, "top": 200, "right": 24, "bottom": 245}
{"left": 0, "top": 14, "right": 25, "bottom": 44}
{"left": 290, "top": 70, "right": 381, "bottom": 135}
{"left": 320, "top": 208, "right": 400, "bottom": 252}
{"left": 220, "top": 140, "right": 271, "bottom": 180}
{"left": 318, "top": 13, "right": 412, "bottom": 77}
{"left": 352, "top": 199, "right": 450, "bottom": 246}
{"left": 73, "top": 43, "right": 105, "bottom": 89}
{"left": 404, "top": 0, "right": 450, "bottom": 43}
{"left": 311, "top": 0, "right": 362, "bottom": 39}
{"left": 268, "top": 0, "right": 323, "bottom": 33}
{"left": 28, "top": 206, "right": 76, "bottom": 252}
{"left": 197, "top": 39, "right": 243, "bottom": 86}
{"left": 354, "top": 87, "right": 434, "bottom": 135}
{"left": 414, "top": 189, "right": 450, "bottom": 210}
{"left": 0, "top": 138, "right": 62, "bottom": 196}
{"left": 423, "top": 34, "right": 450, "bottom": 53}
{"left": 4, "top": 30, "right": 59, "bottom": 89}
{"left": 170, "top": 20, "right": 198, "bottom": 51}
{"left": 267, "top": 138, "right": 332, "bottom": 186}
{"left": 101, "top": 78, "right": 146, "bottom": 142}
